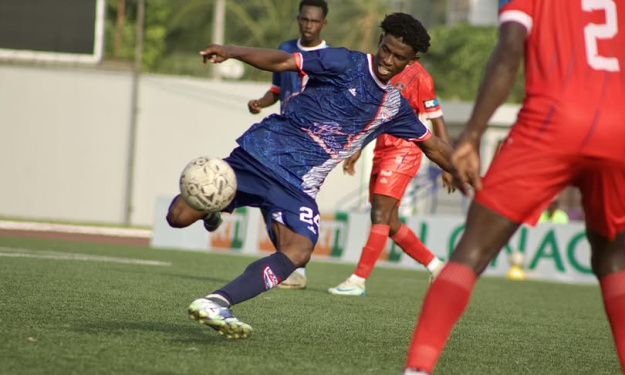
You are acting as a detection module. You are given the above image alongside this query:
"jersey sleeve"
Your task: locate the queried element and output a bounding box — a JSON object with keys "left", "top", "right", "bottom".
{"left": 294, "top": 47, "right": 351, "bottom": 79}
{"left": 499, "top": 0, "right": 534, "bottom": 35}
{"left": 271, "top": 72, "right": 281, "bottom": 94}
{"left": 411, "top": 70, "right": 443, "bottom": 120}
{"left": 270, "top": 42, "right": 291, "bottom": 93}
{"left": 385, "top": 99, "right": 432, "bottom": 142}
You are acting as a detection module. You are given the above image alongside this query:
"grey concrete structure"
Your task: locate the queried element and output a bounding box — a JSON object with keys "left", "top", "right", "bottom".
{"left": 0, "top": 65, "right": 518, "bottom": 227}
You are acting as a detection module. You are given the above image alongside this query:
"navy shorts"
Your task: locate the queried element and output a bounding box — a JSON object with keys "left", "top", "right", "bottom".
{"left": 223, "top": 147, "right": 321, "bottom": 248}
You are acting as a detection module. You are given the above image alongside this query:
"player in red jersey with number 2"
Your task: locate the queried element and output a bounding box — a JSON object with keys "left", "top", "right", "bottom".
{"left": 403, "top": 0, "right": 625, "bottom": 374}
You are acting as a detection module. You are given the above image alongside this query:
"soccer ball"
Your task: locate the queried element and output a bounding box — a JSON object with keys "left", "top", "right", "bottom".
{"left": 179, "top": 156, "right": 237, "bottom": 212}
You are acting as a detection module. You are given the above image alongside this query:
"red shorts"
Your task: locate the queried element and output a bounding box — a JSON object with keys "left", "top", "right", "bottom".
{"left": 369, "top": 170, "right": 413, "bottom": 202}
{"left": 475, "top": 138, "right": 625, "bottom": 239}
{"left": 372, "top": 145, "right": 423, "bottom": 177}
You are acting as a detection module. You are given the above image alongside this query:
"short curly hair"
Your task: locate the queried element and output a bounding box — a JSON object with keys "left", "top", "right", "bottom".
{"left": 299, "top": 0, "right": 328, "bottom": 18}
{"left": 380, "top": 13, "right": 430, "bottom": 54}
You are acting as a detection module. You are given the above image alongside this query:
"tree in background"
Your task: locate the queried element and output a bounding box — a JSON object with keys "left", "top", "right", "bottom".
{"left": 102, "top": 0, "right": 523, "bottom": 103}
{"left": 326, "top": 0, "right": 396, "bottom": 53}
{"left": 104, "top": 0, "right": 170, "bottom": 71}
{"left": 421, "top": 23, "right": 524, "bottom": 102}
{"left": 158, "top": 0, "right": 301, "bottom": 79}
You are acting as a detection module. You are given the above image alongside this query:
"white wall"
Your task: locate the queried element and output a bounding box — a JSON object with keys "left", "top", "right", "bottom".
{"left": 469, "top": 0, "right": 498, "bottom": 26}
{"left": 0, "top": 64, "right": 518, "bottom": 227}
{"left": 0, "top": 65, "right": 132, "bottom": 224}
{"left": 0, "top": 65, "right": 375, "bottom": 226}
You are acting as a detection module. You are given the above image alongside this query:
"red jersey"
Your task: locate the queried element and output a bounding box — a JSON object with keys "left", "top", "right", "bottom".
{"left": 500, "top": 0, "right": 625, "bottom": 160}
{"left": 372, "top": 62, "right": 443, "bottom": 176}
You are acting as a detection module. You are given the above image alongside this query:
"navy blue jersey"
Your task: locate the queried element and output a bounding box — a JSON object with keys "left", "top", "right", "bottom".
{"left": 271, "top": 39, "right": 328, "bottom": 113}
{"left": 237, "top": 47, "right": 431, "bottom": 199}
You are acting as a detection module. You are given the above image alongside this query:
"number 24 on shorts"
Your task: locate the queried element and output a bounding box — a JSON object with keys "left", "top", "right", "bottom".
{"left": 299, "top": 207, "right": 320, "bottom": 233}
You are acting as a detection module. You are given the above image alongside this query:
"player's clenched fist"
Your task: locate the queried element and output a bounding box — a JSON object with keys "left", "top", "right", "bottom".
{"left": 248, "top": 100, "right": 262, "bottom": 114}
{"left": 199, "top": 44, "right": 229, "bottom": 64}
{"left": 450, "top": 139, "right": 482, "bottom": 192}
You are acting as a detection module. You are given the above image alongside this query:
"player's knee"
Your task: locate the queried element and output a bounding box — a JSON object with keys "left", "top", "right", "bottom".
{"left": 591, "top": 250, "right": 625, "bottom": 278}
{"left": 450, "top": 248, "right": 491, "bottom": 275}
{"left": 370, "top": 206, "right": 392, "bottom": 224}
{"left": 587, "top": 231, "right": 625, "bottom": 278}
{"left": 388, "top": 217, "right": 403, "bottom": 235}
{"left": 292, "top": 253, "right": 311, "bottom": 267}
{"left": 166, "top": 195, "right": 192, "bottom": 228}
{"left": 166, "top": 210, "right": 184, "bottom": 228}
{"left": 280, "top": 246, "right": 312, "bottom": 267}
{"left": 166, "top": 195, "right": 180, "bottom": 227}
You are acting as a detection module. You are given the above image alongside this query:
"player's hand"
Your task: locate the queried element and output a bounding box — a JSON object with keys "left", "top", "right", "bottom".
{"left": 199, "top": 44, "right": 229, "bottom": 64}
{"left": 450, "top": 138, "right": 482, "bottom": 194}
{"left": 248, "top": 100, "right": 262, "bottom": 114}
{"left": 342, "top": 150, "right": 362, "bottom": 176}
{"left": 441, "top": 171, "right": 455, "bottom": 193}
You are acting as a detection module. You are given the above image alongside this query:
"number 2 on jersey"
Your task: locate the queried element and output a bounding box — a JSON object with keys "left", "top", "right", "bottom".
{"left": 582, "top": 0, "right": 620, "bottom": 72}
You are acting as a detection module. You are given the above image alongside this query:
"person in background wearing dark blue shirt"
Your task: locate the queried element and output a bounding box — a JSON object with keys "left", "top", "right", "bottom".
{"left": 166, "top": 13, "right": 465, "bottom": 340}
{"left": 248, "top": 0, "right": 329, "bottom": 116}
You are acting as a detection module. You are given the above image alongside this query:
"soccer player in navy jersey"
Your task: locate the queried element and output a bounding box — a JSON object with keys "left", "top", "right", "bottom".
{"left": 246, "top": 0, "right": 329, "bottom": 290}
{"left": 166, "top": 13, "right": 464, "bottom": 339}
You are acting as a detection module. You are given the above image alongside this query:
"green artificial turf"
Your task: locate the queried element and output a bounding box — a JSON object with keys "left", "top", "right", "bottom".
{"left": 0, "top": 236, "right": 619, "bottom": 375}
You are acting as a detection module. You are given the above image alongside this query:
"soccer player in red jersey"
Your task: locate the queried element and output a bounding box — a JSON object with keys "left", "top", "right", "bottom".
{"left": 403, "top": 0, "right": 625, "bottom": 373}
{"left": 328, "top": 61, "right": 453, "bottom": 296}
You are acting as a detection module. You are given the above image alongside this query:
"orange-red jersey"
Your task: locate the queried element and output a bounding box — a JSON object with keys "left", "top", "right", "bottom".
{"left": 372, "top": 62, "right": 443, "bottom": 176}
{"left": 500, "top": 0, "right": 625, "bottom": 160}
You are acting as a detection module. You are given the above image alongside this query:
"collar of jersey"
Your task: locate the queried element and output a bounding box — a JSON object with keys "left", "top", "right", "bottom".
{"left": 367, "top": 54, "right": 391, "bottom": 90}
{"left": 296, "top": 39, "right": 328, "bottom": 51}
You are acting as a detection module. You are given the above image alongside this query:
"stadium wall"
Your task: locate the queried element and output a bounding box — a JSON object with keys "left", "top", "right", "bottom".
{"left": 151, "top": 195, "right": 595, "bottom": 285}
{"left": 0, "top": 64, "right": 518, "bottom": 227}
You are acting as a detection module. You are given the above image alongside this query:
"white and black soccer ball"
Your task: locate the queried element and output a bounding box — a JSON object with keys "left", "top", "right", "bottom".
{"left": 179, "top": 156, "right": 237, "bottom": 212}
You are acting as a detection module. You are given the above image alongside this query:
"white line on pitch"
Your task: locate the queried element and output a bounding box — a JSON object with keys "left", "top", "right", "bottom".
{"left": 0, "top": 247, "right": 170, "bottom": 266}
{"left": 0, "top": 220, "right": 152, "bottom": 238}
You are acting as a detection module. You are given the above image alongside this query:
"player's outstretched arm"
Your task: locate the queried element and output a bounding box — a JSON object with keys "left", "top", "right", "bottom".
{"left": 430, "top": 116, "right": 455, "bottom": 193}
{"left": 416, "top": 136, "right": 469, "bottom": 194}
{"left": 200, "top": 44, "right": 297, "bottom": 73}
{"left": 415, "top": 136, "right": 453, "bottom": 174}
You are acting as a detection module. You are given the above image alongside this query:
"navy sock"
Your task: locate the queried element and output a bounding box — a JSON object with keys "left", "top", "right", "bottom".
{"left": 214, "top": 252, "right": 297, "bottom": 305}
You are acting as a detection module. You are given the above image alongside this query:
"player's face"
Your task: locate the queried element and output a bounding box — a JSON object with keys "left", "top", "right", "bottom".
{"left": 297, "top": 6, "right": 326, "bottom": 46}
{"left": 373, "top": 34, "right": 418, "bottom": 83}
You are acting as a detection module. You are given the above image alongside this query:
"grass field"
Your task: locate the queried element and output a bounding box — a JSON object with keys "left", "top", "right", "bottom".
{"left": 0, "top": 235, "right": 620, "bottom": 375}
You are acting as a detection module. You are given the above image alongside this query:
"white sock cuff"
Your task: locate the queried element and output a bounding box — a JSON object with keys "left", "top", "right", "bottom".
{"left": 349, "top": 274, "right": 366, "bottom": 284}
{"left": 295, "top": 267, "right": 306, "bottom": 277}
{"left": 426, "top": 258, "right": 443, "bottom": 273}
{"left": 206, "top": 293, "right": 230, "bottom": 307}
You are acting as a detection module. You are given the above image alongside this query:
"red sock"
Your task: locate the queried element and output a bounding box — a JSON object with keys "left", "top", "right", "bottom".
{"left": 405, "top": 262, "right": 476, "bottom": 373}
{"left": 392, "top": 224, "right": 435, "bottom": 266}
{"left": 599, "top": 270, "right": 625, "bottom": 371}
{"left": 354, "top": 224, "right": 390, "bottom": 279}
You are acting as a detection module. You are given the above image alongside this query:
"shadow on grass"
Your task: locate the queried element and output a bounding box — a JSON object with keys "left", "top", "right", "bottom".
{"left": 74, "top": 321, "right": 242, "bottom": 345}
{"left": 105, "top": 267, "right": 233, "bottom": 284}
{"left": 149, "top": 270, "right": 233, "bottom": 284}
{"left": 273, "top": 286, "right": 332, "bottom": 295}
